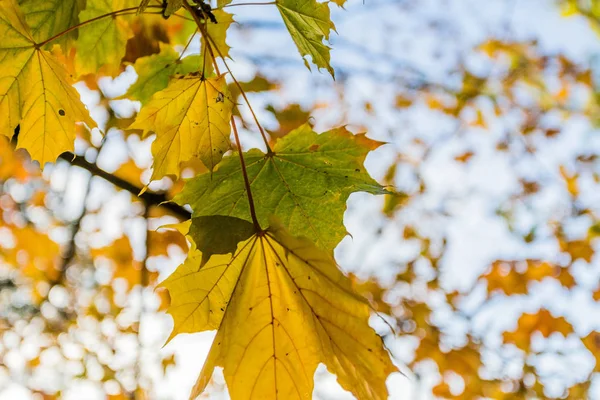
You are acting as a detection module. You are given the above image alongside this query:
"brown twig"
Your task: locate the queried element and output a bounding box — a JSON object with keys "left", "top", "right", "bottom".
{"left": 58, "top": 153, "right": 191, "bottom": 220}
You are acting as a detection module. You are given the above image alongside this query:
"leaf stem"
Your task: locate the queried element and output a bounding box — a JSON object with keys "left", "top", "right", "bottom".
{"left": 177, "top": 28, "right": 199, "bottom": 61}
{"left": 184, "top": 1, "right": 261, "bottom": 231}
{"left": 202, "top": 29, "right": 272, "bottom": 152}
{"left": 183, "top": 2, "right": 220, "bottom": 73}
{"left": 231, "top": 117, "right": 262, "bottom": 231}
{"left": 36, "top": 5, "right": 163, "bottom": 48}
{"left": 218, "top": 2, "right": 276, "bottom": 9}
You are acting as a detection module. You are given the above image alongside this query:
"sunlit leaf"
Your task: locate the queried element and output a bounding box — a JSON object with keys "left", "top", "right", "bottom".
{"left": 481, "top": 260, "right": 574, "bottom": 297}
{"left": 130, "top": 73, "right": 233, "bottom": 179}
{"left": 0, "top": 0, "right": 96, "bottom": 165}
{"left": 127, "top": 45, "right": 205, "bottom": 104}
{"left": 75, "top": 0, "right": 135, "bottom": 76}
{"left": 503, "top": 309, "right": 573, "bottom": 352}
{"left": 161, "top": 221, "right": 397, "bottom": 400}
{"left": 18, "top": 0, "right": 84, "bottom": 49}
{"left": 203, "top": 10, "right": 234, "bottom": 59}
{"left": 175, "top": 124, "right": 386, "bottom": 250}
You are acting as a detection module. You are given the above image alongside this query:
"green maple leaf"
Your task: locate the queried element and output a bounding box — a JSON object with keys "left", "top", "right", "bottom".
{"left": 18, "top": 0, "right": 84, "bottom": 49}
{"left": 75, "top": 0, "right": 136, "bottom": 76}
{"left": 127, "top": 45, "right": 206, "bottom": 104}
{"left": 174, "top": 124, "right": 387, "bottom": 251}
{"left": 276, "top": 0, "right": 335, "bottom": 76}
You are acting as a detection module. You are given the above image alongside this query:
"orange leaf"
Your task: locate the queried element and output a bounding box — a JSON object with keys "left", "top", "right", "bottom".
{"left": 503, "top": 309, "right": 573, "bottom": 352}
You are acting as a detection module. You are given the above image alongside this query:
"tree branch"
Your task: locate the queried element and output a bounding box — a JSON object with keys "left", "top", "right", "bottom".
{"left": 59, "top": 153, "right": 191, "bottom": 220}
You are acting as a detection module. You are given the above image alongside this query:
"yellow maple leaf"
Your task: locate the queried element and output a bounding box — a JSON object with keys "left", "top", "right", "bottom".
{"left": 503, "top": 308, "right": 573, "bottom": 352}
{"left": 582, "top": 331, "right": 600, "bottom": 372}
{"left": 161, "top": 222, "right": 396, "bottom": 400}
{"left": 559, "top": 237, "right": 594, "bottom": 263}
{"left": 130, "top": 73, "right": 233, "bottom": 180}
{"left": 482, "top": 260, "right": 574, "bottom": 296}
{"left": 75, "top": 0, "right": 138, "bottom": 76}
{"left": 203, "top": 10, "right": 234, "bottom": 59}
{"left": 0, "top": 0, "right": 96, "bottom": 166}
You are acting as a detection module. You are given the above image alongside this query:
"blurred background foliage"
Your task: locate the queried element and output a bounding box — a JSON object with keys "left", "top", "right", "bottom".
{"left": 2, "top": 0, "right": 600, "bottom": 398}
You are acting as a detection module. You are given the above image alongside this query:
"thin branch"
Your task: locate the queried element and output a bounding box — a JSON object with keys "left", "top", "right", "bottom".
{"left": 218, "top": 1, "right": 276, "bottom": 9}
{"left": 58, "top": 153, "right": 191, "bottom": 220}
{"left": 36, "top": 5, "right": 164, "bottom": 47}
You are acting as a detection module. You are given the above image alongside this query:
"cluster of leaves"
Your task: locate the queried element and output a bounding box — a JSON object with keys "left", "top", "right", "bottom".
{"left": 343, "top": 25, "right": 600, "bottom": 400}
{"left": 0, "top": 0, "right": 398, "bottom": 398}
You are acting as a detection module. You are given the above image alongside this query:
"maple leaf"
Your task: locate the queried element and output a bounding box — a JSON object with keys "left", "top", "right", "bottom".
{"left": 481, "top": 260, "right": 575, "bottom": 297}
{"left": 276, "top": 0, "right": 335, "bottom": 76}
{"left": 503, "top": 308, "right": 573, "bottom": 352}
{"left": 127, "top": 45, "right": 206, "bottom": 104}
{"left": 582, "top": 331, "right": 600, "bottom": 372}
{"left": 130, "top": 73, "right": 233, "bottom": 180}
{"left": 559, "top": 237, "right": 594, "bottom": 263}
{"left": 161, "top": 221, "right": 397, "bottom": 400}
{"left": 187, "top": 216, "right": 255, "bottom": 262}
{"left": 18, "top": 0, "right": 84, "bottom": 49}
{"left": 265, "top": 103, "right": 311, "bottom": 139}
{"left": 203, "top": 10, "right": 234, "bottom": 59}
{"left": 75, "top": 0, "right": 136, "bottom": 76}
{"left": 174, "top": 124, "right": 387, "bottom": 251}
{"left": 0, "top": 0, "right": 96, "bottom": 166}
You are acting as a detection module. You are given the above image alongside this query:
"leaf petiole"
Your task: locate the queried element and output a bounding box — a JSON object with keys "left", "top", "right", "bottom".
{"left": 218, "top": 2, "right": 276, "bottom": 9}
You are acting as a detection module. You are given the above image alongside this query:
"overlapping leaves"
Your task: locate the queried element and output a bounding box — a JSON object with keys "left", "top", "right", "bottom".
{"left": 174, "top": 124, "right": 387, "bottom": 250}
{"left": 18, "top": 0, "right": 84, "bottom": 49}
{"left": 0, "top": 1, "right": 396, "bottom": 399}
{"left": 130, "top": 73, "right": 233, "bottom": 180}
{"left": 162, "top": 221, "right": 396, "bottom": 400}
{"left": 75, "top": 0, "right": 137, "bottom": 76}
{"left": 126, "top": 45, "right": 206, "bottom": 104}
